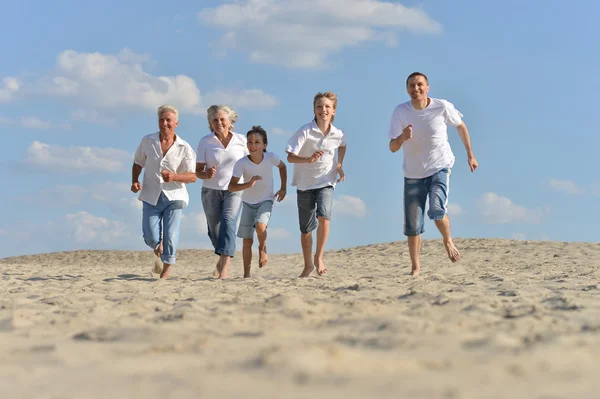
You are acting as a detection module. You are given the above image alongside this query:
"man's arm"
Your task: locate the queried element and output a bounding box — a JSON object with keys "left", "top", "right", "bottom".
{"left": 389, "top": 125, "right": 413, "bottom": 153}
{"left": 131, "top": 163, "right": 143, "bottom": 192}
{"left": 456, "top": 122, "right": 478, "bottom": 172}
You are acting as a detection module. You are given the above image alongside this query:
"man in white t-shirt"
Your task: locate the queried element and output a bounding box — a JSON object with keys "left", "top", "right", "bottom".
{"left": 388, "top": 72, "right": 478, "bottom": 277}
{"left": 131, "top": 105, "right": 197, "bottom": 279}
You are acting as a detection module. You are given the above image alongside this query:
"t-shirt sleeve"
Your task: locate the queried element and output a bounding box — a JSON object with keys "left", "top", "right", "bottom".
{"left": 285, "top": 128, "right": 306, "bottom": 155}
{"left": 339, "top": 130, "right": 347, "bottom": 147}
{"left": 268, "top": 152, "right": 281, "bottom": 166}
{"left": 133, "top": 139, "right": 146, "bottom": 167}
{"left": 388, "top": 107, "right": 404, "bottom": 139}
{"left": 196, "top": 138, "right": 206, "bottom": 163}
{"left": 179, "top": 146, "right": 197, "bottom": 173}
{"left": 443, "top": 101, "right": 464, "bottom": 127}
{"left": 232, "top": 158, "right": 244, "bottom": 178}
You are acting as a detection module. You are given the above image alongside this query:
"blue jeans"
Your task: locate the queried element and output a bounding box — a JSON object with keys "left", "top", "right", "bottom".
{"left": 404, "top": 168, "right": 450, "bottom": 236}
{"left": 201, "top": 187, "right": 242, "bottom": 257}
{"left": 296, "top": 185, "right": 334, "bottom": 234}
{"left": 142, "top": 192, "right": 184, "bottom": 264}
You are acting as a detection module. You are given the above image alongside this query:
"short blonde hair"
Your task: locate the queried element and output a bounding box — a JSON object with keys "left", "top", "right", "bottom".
{"left": 206, "top": 104, "right": 238, "bottom": 132}
{"left": 313, "top": 92, "right": 338, "bottom": 123}
{"left": 157, "top": 104, "right": 179, "bottom": 121}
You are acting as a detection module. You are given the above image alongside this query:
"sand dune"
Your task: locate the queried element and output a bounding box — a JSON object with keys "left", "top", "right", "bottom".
{"left": 1, "top": 238, "right": 600, "bottom": 398}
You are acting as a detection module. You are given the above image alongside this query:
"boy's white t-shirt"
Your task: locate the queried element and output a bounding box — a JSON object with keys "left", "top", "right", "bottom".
{"left": 388, "top": 98, "right": 463, "bottom": 179}
{"left": 196, "top": 133, "right": 248, "bottom": 190}
{"left": 232, "top": 152, "right": 281, "bottom": 204}
{"left": 286, "top": 121, "right": 347, "bottom": 191}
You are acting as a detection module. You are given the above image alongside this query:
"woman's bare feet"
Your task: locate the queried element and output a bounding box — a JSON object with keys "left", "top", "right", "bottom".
{"left": 444, "top": 240, "right": 461, "bottom": 263}
{"left": 314, "top": 256, "right": 327, "bottom": 276}
{"left": 258, "top": 245, "right": 268, "bottom": 268}
{"left": 160, "top": 264, "right": 171, "bottom": 279}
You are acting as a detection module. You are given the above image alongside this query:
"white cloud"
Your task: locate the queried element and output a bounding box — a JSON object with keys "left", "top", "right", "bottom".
{"left": 447, "top": 203, "right": 464, "bottom": 217}
{"left": 25, "top": 141, "right": 130, "bottom": 172}
{"left": 271, "top": 127, "right": 291, "bottom": 136}
{"left": 182, "top": 212, "right": 208, "bottom": 234}
{"left": 204, "top": 88, "right": 278, "bottom": 109}
{"left": 333, "top": 195, "right": 367, "bottom": 217}
{"left": 512, "top": 233, "right": 526, "bottom": 240}
{"left": 269, "top": 227, "right": 292, "bottom": 239}
{"left": 547, "top": 179, "right": 586, "bottom": 195}
{"left": 199, "top": 0, "right": 442, "bottom": 68}
{"left": 65, "top": 211, "right": 126, "bottom": 243}
{"left": 0, "top": 114, "right": 71, "bottom": 130}
{"left": 0, "top": 77, "right": 20, "bottom": 102}
{"left": 43, "top": 49, "right": 204, "bottom": 114}
{"left": 477, "top": 192, "right": 547, "bottom": 224}
{"left": 70, "top": 109, "right": 118, "bottom": 126}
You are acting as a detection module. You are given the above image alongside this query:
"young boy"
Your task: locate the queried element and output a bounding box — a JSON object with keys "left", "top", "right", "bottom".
{"left": 285, "top": 92, "right": 347, "bottom": 277}
{"left": 229, "top": 126, "right": 287, "bottom": 278}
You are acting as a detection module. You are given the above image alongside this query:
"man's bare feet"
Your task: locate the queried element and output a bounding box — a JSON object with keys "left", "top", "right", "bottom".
{"left": 153, "top": 243, "right": 163, "bottom": 274}
{"left": 258, "top": 245, "right": 268, "bottom": 268}
{"left": 444, "top": 240, "right": 461, "bottom": 263}
{"left": 314, "top": 256, "right": 327, "bottom": 276}
{"left": 299, "top": 264, "right": 314, "bottom": 278}
{"left": 219, "top": 267, "right": 228, "bottom": 279}
{"left": 160, "top": 264, "right": 171, "bottom": 279}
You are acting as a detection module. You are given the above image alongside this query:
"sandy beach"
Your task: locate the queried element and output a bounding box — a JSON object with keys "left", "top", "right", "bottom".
{"left": 1, "top": 238, "right": 600, "bottom": 398}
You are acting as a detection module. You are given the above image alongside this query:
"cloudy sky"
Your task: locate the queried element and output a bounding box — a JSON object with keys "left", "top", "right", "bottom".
{"left": 1, "top": 0, "right": 598, "bottom": 258}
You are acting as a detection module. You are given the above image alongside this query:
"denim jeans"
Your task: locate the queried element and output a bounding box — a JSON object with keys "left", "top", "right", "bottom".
{"left": 142, "top": 192, "right": 184, "bottom": 264}
{"left": 296, "top": 185, "right": 334, "bottom": 234}
{"left": 201, "top": 187, "right": 242, "bottom": 257}
{"left": 403, "top": 168, "right": 451, "bottom": 236}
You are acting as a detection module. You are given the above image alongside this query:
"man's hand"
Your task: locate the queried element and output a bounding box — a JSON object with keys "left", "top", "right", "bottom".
{"left": 131, "top": 182, "right": 142, "bottom": 193}
{"left": 309, "top": 151, "right": 324, "bottom": 163}
{"left": 161, "top": 170, "right": 176, "bottom": 182}
{"left": 275, "top": 188, "right": 286, "bottom": 202}
{"left": 336, "top": 164, "right": 345, "bottom": 183}
{"left": 249, "top": 175, "right": 262, "bottom": 187}
{"left": 206, "top": 166, "right": 217, "bottom": 179}
{"left": 401, "top": 124, "right": 413, "bottom": 141}
{"left": 468, "top": 156, "right": 478, "bottom": 172}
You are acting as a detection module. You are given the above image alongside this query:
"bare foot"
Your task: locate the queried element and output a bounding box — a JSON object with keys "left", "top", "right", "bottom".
{"left": 444, "top": 240, "right": 461, "bottom": 263}
{"left": 153, "top": 242, "right": 163, "bottom": 258}
{"left": 244, "top": 272, "right": 251, "bottom": 278}
{"left": 160, "top": 264, "right": 171, "bottom": 279}
{"left": 212, "top": 260, "right": 220, "bottom": 278}
{"left": 219, "top": 267, "right": 228, "bottom": 279}
{"left": 258, "top": 245, "right": 268, "bottom": 268}
{"left": 299, "top": 264, "right": 314, "bottom": 278}
{"left": 410, "top": 268, "right": 420, "bottom": 277}
{"left": 314, "top": 256, "right": 327, "bottom": 276}
{"left": 153, "top": 257, "right": 163, "bottom": 274}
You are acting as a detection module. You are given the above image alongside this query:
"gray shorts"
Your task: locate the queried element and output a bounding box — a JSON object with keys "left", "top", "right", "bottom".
{"left": 237, "top": 200, "right": 273, "bottom": 239}
{"left": 297, "top": 185, "right": 334, "bottom": 234}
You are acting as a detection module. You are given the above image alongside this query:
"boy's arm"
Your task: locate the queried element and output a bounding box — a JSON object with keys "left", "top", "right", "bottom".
{"left": 274, "top": 161, "right": 287, "bottom": 201}
{"left": 336, "top": 145, "right": 347, "bottom": 182}
{"left": 456, "top": 122, "right": 478, "bottom": 172}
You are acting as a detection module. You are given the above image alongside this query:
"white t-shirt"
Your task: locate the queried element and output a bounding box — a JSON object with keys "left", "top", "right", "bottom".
{"left": 388, "top": 98, "right": 463, "bottom": 179}
{"left": 232, "top": 152, "right": 281, "bottom": 204}
{"left": 133, "top": 132, "right": 196, "bottom": 207}
{"left": 196, "top": 132, "right": 249, "bottom": 190}
{"left": 286, "top": 120, "right": 347, "bottom": 191}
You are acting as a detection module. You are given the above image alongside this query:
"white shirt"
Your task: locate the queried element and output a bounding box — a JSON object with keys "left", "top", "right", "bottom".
{"left": 388, "top": 98, "right": 463, "bottom": 179}
{"left": 286, "top": 121, "right": 347, "bottom": 191}
{"left": 133, "top": 132, "right": 196, "bottom": 207}
{"left": 232, "top": 152, "right": 282, "bottom": 204}
{"left": 196, "top": 133, "right": 249, "bottom": 190}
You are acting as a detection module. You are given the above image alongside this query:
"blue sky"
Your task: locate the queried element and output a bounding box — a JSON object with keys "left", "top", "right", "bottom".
{"left": 1, "top": 0, "right": 598, "bottom": 258}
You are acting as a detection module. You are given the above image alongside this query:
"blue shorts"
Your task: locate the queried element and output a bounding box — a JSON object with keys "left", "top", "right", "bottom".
{"left": 237, "top": 200, "right": 273, "bottom": 239}
{"left": 404, "top": 168, "right": 450, "bottom": 236}
{"left": 297, "top": 185, "right": 334, "bottom": 234}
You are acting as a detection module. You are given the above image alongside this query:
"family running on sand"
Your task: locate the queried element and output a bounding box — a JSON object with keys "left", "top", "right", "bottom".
{"left": 131, "top": 72, "right": 478, "bottom": 279}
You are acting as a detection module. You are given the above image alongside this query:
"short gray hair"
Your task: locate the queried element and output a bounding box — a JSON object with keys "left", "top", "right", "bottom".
{"left": 206, "top": 105, "right": 238, "bottom": 132}
{"left": 157, "top": 104, "right": 179, "bottom": 121}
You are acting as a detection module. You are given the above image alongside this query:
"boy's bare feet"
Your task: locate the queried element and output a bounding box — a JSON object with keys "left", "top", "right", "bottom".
{"left": 314, "top": 256, "right": 327, "bottom": 276}
{"left": 444, "top": 240, "right": 461, "bottom": 263}
{"left": 160, "top": 264, "right": 171, "bottom": 279}
{"left": 299, "top": 263, "right": 314, "bottom": 278}
{"left": 258, "top": 245, "right": 268, "bottom": 268}
{"left": 410, "top": 268, "right": 420, "bottom": 277}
